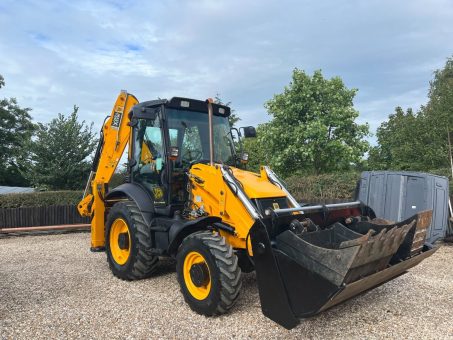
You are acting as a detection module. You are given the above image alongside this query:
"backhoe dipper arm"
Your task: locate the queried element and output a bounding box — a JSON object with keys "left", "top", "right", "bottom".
{"left": 78, "top": 91, "right": 139, "bottom": 250}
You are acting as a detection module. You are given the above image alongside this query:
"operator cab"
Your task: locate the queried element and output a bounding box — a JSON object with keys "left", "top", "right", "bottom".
{"left": 128, "top": 97, "right": 240, "bottom": 216}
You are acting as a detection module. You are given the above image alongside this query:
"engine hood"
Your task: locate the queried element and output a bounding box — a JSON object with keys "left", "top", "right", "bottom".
{"left": 231, "top": 167, "right": 286, "bottom": 199}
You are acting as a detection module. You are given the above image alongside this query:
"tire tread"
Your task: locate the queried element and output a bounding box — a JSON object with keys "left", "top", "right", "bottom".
{"left": 106, "top": 201, "right": 158, "bottom": 280}
{"left": 179, "top": 231, "right": 242, "bottom": 315}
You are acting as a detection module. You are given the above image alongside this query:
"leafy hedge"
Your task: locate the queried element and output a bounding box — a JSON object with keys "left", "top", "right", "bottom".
{"left": 0, "top": 191, "right": 84, "bottom": 208}
{"left": 0, "top": 173, "right": 358, "bottom": 209}
{"left": 285, "top": 172, "right": 360, "bottom": 201}
{"left": 285, "top": 169, "right": 452, "bottom": 202}
{"left": 0, "top": 169, "right": 449, "bottom": 208}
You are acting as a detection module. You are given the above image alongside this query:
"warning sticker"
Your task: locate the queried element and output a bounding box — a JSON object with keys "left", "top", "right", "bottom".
{"left": 111, "top": 110, "right": 123, "bottom": 129}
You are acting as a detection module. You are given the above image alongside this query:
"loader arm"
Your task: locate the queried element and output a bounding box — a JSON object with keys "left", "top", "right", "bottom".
{"left": 78, "top": 91, "right": 139, "bottom": 250}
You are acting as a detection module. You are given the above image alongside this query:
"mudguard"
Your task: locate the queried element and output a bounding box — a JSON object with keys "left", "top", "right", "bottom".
{"left": 105, "top": 183, "right": 154, "bottom": 226}
{"left": 167, "top": 216, "right": 222, "bottom": 255}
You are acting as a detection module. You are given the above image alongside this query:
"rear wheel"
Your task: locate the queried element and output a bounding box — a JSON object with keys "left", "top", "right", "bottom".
{"left": 176, "top": 231, "right": 242, "bottom": 316}
{"left": 105, "top": 201, "right": 158, "bottom": 280}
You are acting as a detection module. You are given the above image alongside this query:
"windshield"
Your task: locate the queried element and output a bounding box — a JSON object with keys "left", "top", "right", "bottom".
{"left": 166, "top": 108, "right": 236, "bottom": 167}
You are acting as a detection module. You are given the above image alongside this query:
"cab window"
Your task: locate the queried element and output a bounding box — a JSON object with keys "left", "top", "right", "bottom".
{"left": 132, "top": 118, "right": 166, "bottom": 205}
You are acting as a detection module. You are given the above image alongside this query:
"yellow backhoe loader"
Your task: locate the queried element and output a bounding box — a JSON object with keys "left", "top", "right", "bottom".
{"left": 78, "top": 91, "right": 437, "bottom": 329}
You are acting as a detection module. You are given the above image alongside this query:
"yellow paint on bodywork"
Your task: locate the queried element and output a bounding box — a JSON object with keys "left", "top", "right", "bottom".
{"left": 231, "top": 168, "right": 284, "bottom": 199}
{"left": 77, "top": 194, "right": 93, "bottom": 217}
{"left": 189, "top": 164, "right": 286, "bottom": 252}
{"left": 78, "top": 91, "right": 139, "bottom": 249}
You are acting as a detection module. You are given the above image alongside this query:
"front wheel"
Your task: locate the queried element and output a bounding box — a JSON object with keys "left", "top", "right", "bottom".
{"left": 176, "top": 231, "right": 242, "bottom": 316}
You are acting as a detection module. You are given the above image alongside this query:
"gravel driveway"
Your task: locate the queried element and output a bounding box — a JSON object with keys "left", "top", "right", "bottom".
{"left": 1, "top": 232, "right": 452, "bottom": 339}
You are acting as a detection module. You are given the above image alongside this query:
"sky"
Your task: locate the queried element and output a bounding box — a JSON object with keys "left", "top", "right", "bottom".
{"left": 1, "top": 0, "right": 452, "bottom": 144}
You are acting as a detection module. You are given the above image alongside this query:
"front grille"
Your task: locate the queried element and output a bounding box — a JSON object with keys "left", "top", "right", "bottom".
{"left": 254, "top": 197, "right": 290, "bottom": 215}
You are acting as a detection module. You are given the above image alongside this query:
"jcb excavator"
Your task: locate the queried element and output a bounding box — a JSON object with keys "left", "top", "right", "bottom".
{"left": 78, "top": 91, "right": 437, "bottom": 329}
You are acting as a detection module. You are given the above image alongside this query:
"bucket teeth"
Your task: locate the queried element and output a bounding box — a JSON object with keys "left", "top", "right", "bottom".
{"left": 354, "top": 222, "right": 413, "bottom": 266}
{"left": 276, "top": 221, "right": 413, "bottom": 286}
{"left": 346, "top": 210, "right": 432, "bottom": 261}
{"left": 343, "top": 222, "right": 413, "bottom": 283}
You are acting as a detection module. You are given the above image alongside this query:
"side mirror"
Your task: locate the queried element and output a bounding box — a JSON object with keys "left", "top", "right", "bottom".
{"left": 240, "top": 152, "right": 249, "bottom": 164}
{"left": 229, "top": 127, "right": 240, "bottom": 141}
{"left": 169, "top": 146, "right": 179, "bottom": 161}
{"left": 241, "top": 126, "right": 257, "bottom": 138}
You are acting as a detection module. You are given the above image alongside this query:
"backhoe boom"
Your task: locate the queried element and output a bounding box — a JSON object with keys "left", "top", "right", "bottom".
{"left": 78, "top": 91, "right": 138, "bottom": 250}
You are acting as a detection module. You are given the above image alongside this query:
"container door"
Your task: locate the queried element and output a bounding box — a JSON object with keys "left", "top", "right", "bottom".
{"left": 430, "top": 179, "right": 448, "bottom": 242}
{"left": 368, "top": 173, "right": 386, "bottom": 217}
{"left": 357, "top": 173, "right": 369, "bottom": 202}
{"left": 403, "top": 176, "right": 426, "bottom": 219}
{"left": 384, "top": 174, "right": 404, "bottom": 222}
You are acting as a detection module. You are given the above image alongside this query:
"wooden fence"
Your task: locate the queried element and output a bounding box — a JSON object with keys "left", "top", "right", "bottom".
{"left": 0, "top": 199, "right": 352, "bottom": 229}
{"left": 0, "top": 205, "right": 90, "bottom": 228}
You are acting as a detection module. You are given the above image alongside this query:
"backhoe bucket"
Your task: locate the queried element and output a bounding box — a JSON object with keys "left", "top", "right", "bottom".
{"left": 249, "top": 213, "right": 437, "bottom": 330}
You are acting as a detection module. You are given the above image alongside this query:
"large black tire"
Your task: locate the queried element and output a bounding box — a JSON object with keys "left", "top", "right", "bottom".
{"left": 176, "top": 231, "right": 242, "bottom": 316}
{"left": 105, "top": 201, "right": 158, "bottom": 280}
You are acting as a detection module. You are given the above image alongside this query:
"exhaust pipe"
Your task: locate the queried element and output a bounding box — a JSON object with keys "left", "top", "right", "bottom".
{"left": 206, "top": 98, "right": 214, "bottom": 166}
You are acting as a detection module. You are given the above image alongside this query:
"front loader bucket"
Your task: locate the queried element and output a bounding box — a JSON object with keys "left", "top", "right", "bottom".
{"left": 346, "top": 210, "right": 433, "bottom": 262}
{"left": 275, "top": 222, "right": 413, "bottom": 286}
{"left": 249, "top": 219, "right": 438, "bottom": 330}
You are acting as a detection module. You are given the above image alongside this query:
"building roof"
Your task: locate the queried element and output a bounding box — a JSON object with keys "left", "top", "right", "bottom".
{"left": 0, "top": 186, "right": 35, "bottom": 195}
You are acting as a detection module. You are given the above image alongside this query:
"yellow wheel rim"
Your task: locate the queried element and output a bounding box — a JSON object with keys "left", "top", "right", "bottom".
{"left": 183, "top": 251, "right": 211, "bottom": 300}
{"left": 109, "top": 218, "right": 131, "bottom": 265}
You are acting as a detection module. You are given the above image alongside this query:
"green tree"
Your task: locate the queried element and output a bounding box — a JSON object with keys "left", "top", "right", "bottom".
{"left": 23, "top": 106, "right": 98, "bottom": 190}
{"left": 0, "top": 74, "right": 35, "bottom": 186}
{"left": 368, "top": 107, "right": 426, "bottom": 170}
{"left": 214, "top": 94, "right": 241, "bottom": 128}
{"left": 109, "top": 167, "right": 127, "bottom": 189}
{"left": 369, "top": 56, "right": 453, "bottom": 172}
{"left": 260, "top": 69, "right": 369, "bottom": 176}
{"left": 424, "top": 56, "right": 453, "bottom": 173}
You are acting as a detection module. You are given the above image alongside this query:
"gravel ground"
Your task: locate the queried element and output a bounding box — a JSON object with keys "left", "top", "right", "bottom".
{"left": 1, "top": 232, "right": 452, "bottom": 339}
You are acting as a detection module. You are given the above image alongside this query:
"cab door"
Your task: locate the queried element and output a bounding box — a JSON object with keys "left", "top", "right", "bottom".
{"left": 131, "top": 116, "right": 167, "bottom": 206}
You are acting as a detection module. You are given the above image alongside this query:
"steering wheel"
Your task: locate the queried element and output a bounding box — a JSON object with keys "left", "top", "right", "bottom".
{"left": 181, "top": 150, "right": 203, "bottom": 167}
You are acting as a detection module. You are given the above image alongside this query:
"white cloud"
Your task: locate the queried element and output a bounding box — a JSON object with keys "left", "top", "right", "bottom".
{"left": 40, "top": 41, "right": 159, "bottom": 77}
{"left": 0, "top": 0, "right": 452, "bottom": 146}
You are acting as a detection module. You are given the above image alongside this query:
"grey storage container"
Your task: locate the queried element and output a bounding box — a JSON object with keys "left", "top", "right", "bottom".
{"left": 356, "top": 171, "right": 449, "bottom": 243}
